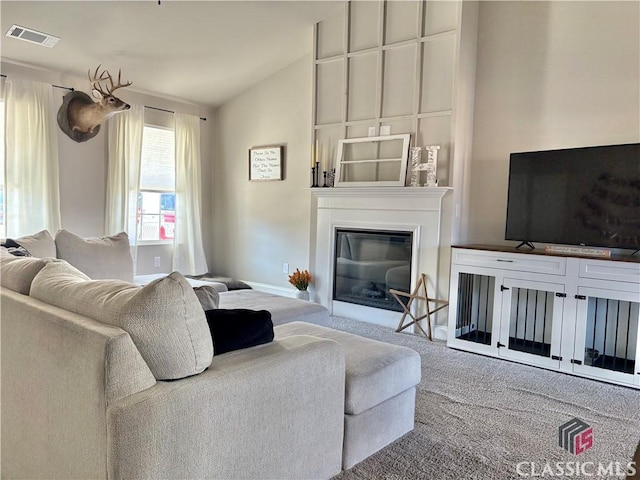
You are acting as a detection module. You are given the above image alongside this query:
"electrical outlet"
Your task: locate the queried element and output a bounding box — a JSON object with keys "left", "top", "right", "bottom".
{"left": 283, "top": 263, "right": 289, "bottom": 274}
{"left": 154, "top": 256, "right": 161, "bottom": 268}
{"left": 368, "top": 126, "right": 376, "bottom": 137}
{"left": 380, "top": 125, "right": 391, "bottom": 136}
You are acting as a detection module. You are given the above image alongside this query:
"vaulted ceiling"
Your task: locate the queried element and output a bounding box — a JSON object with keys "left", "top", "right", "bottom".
{"left": 1, "top": 1, "right": 344, "bottom": 107}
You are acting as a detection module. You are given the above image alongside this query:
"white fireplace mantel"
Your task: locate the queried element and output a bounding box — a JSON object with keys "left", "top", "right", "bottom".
{"left": 310, "top": 186, "right": 452, "bottom": 198}
{"left": 310, "top": 186, "right": 454, "bottom": 333}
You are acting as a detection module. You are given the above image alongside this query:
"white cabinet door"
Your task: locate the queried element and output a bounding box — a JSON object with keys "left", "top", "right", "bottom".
{"left": 573, "top": 286, "right": 640, "bottom": 387}
{"left": 497, "top": 277, "right": 566, "bottom": 369}
{"left": 447, "top": 264, "right": 502, "bottom": 356}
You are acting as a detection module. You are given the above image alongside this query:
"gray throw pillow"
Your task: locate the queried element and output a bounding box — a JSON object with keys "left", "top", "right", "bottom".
{"left": 55, "top": 229, "right": 134, "bottom": 282}
{"left": 14, "top": 230, "right": 56, "bottom": 258}
{"left": 193, "top": 285, "right": 220, "bottom": 310}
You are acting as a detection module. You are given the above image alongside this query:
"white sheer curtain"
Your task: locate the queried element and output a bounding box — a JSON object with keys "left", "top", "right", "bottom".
{"left": 105, "top": 105, "right": 144, "bottom": 268}
{"left": 173, "top": 113, "right": 208, "bottom": 275}
{"left": 4, "top": 78, "right": 61, "bottom": 237}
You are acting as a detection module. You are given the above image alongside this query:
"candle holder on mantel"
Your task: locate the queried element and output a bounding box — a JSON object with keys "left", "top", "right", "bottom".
{"left": 310, "top": 162, "right": 320, "bottom": 187}
{"left": 322, "top": 171, "right": 328, "bottom": 187}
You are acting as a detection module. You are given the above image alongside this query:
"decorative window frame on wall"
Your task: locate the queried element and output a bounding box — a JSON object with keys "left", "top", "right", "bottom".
{"left": 312, "top": 0, "right": 472, "bottom": 188}
{"left": 334, "top": 134, "right": 411, "bottom": 187}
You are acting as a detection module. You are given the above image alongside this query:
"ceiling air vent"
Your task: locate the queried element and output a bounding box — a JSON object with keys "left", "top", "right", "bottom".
{"left": 5, "top": 24, "right": 60, "bottom": 47}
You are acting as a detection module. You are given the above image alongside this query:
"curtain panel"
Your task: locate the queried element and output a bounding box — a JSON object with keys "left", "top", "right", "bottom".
{"left": 4, "top": 79, "right": 61, "bottom": 237}
{"left": 173, "top": 113, "right": 208, "bottom": 275}
{"left": 105, "top": 105, "right": 144, "bottom": 273}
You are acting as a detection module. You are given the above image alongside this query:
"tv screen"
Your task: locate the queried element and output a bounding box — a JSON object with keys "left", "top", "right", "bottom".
{"left": 505, "top": 143, "right": 640, "bottom": 250}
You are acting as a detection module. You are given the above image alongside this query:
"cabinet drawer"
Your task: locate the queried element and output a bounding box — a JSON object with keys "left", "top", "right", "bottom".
{"left": 452, "top": 248, "right": 566, "bottom": 275}
{"left": 579, "top": 259, "right": 640, "bottom": 284}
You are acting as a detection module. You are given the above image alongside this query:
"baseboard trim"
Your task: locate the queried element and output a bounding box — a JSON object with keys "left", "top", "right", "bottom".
{"left": 433, "top": 325, "right": 448, "bottom": 341}
{"left": 242, "top": 280, "right": 296, "bottom": 298}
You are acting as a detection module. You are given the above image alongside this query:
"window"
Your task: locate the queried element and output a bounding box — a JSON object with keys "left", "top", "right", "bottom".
{"left": 138, "top": 125, "right": 175, "bottom": 242}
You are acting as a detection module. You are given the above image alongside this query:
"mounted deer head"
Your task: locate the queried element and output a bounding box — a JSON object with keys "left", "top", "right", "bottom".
{"left": 66, "top": 65, "right": 132, "bottom": 134}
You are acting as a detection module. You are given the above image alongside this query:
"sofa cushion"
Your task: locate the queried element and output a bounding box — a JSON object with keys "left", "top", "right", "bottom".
{"left": 204, "top": 308, "right": 274, "bottom": 355}
{"left": 0, "top": 251, "right": 50, "bottom": 294}
{"left": 275, "top": 321, "right": 421, "bottom": 415}
{"left": 14, "top": 229, "right": 56, "bottom": 258}
{"left": 30, "top": 260, "right": 213, "bottom": 380}
{"left": 55, "top": 229, "right": 134, "bottom": 282}
{"left": 218, "top": 290, "right": 330, "bottom": 327}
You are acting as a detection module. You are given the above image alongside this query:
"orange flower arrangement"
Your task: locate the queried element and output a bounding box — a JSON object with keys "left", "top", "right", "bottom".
{"left": 288, "top": 268, "right": 312, "bottom": 291}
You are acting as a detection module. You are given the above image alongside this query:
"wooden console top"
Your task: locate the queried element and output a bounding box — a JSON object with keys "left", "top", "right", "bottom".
{"left": 452, "top": 244, "right": 640, "bottom": 264}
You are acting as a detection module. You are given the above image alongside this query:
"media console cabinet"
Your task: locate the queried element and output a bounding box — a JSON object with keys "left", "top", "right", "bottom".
{"left": 448, "top": 245, "right": 640, "bottom": 389}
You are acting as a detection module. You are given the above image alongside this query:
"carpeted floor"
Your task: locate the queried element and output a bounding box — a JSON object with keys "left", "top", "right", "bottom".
{"left": 328, "top": 316, "right": 640, "bottom": 480}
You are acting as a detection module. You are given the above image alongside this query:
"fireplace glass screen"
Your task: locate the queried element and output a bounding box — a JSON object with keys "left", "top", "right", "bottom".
{"left": 333, "top": 229, "right": 412, "bottom": 312}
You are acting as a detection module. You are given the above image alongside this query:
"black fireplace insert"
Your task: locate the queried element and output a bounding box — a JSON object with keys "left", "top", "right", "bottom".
{"left": 333, "top": 229, "right": 412, "bottom": 312}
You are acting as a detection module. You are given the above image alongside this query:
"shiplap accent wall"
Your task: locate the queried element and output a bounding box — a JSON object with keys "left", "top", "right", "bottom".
{"left": 312, "top": 0, "right": 478, "bottom": 242}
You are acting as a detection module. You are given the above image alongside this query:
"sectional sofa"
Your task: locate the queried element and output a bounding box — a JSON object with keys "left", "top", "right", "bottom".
{"left": 1, "top": 230, "right": 421, "bottom": 479}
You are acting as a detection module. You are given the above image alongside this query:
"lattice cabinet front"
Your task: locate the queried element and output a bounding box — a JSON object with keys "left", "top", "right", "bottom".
{"left": 497, "top": 278, "right": 565, "bottom": 370}
{"left": 573, "top": 287, "right": 639, "bottom": 386}
{"left": 453, "top": 272, "right": 495, "bottom": 347}
{"left": 448, "top": 246, "right": 640, "bottom": 389}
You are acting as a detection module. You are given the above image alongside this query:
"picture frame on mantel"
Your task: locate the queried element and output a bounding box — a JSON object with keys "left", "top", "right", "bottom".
{"left": 249, "top": 145, "right": 283, "bottom": 181}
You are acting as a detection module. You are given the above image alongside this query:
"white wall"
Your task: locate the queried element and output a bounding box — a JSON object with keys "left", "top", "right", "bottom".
{"left": 467, "top": 1, "right": 640, "bottom": 245}
{"left": 1, "top": 61, "right": 214, "bottom": 274}
{"left": 212, "top": 54, "right": 313, "bottom": 289}
{"left": 5, "top": 1, "right": 638, "bottom": 283}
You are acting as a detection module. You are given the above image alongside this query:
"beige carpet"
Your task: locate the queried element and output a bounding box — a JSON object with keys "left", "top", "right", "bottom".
{"left": 328, "top": 316, "right": 640, "bottom": 480}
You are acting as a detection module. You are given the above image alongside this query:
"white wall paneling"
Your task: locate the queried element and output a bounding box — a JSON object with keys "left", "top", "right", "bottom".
{"left": 313, "top": 1, "right": 479, "bottom": 244}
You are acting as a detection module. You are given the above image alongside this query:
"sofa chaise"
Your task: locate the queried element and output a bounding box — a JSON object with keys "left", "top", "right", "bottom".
{"left": 1, "top": 230, "right": 421, "bottom": 479}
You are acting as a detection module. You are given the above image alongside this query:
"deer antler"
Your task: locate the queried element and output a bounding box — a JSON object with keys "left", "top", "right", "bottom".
{"left": 88, "top": 65, "right": 132, "bottom": 96}
{"left": 88, "top": 64, "right": 110, "bottom": 97}
{"left": 104, "top": 69, "right": 132, "bottom": 94}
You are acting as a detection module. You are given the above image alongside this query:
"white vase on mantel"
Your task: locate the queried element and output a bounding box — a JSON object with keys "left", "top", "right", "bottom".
{"left": 294, "top": 289, "right": 310, "bottom": 301}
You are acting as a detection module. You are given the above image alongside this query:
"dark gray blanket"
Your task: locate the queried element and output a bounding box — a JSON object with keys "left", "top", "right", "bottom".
{"left": 187, "top": 274, "right": 252, "bottom": 291}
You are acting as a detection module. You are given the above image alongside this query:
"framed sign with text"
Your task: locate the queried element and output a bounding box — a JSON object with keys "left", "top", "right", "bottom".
{"left": 249, "top": 145, "right": 283, "bottom": 181}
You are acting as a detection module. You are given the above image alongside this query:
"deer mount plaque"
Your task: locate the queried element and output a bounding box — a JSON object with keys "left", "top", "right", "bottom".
{"left": 57, "top": 65, "right": 132, "bottom": 143}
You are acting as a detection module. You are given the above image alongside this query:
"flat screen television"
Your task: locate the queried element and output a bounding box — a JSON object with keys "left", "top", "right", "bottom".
{"left": 505, "top": 143, "right": 640, "bottom": 250}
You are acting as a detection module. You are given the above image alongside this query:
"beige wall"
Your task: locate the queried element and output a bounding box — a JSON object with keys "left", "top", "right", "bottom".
{"left": 467, "top": 1, "right": 640, "bottom": 245}
{"left": 1, "top": 61, "right": 214, "bottom": 274}
{"left": 4, "top": 1, "right": 638, "bottom": 283}
{"left": 212, "top": 54, "right": 313, "bottom": 288}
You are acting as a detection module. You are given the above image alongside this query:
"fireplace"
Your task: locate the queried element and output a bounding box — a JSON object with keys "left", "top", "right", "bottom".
{"left": 311, "top": 186, "right": 453, "bottom": 333}
{"left": 333, "top": 229, "right": 412, "bottom": 312}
